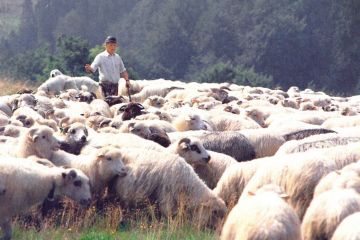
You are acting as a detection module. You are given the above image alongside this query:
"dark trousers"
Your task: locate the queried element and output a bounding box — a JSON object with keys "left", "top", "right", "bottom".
{"left": 99, "top": 81, "right": 118, "bottom": 98}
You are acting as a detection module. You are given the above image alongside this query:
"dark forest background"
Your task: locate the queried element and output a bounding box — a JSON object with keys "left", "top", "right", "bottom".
{"left": 0, "top": 0, "right": 359, "bottom": 95}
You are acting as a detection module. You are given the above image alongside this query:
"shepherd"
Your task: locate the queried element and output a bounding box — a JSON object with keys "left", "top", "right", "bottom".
{"left": 85, "top": 36, "right": 130, "bottom": 98}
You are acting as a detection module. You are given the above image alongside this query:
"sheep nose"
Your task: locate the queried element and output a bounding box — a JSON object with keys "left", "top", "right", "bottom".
{"left": 118, "top": 169, "right": 127, "bottom": 177}
{"left": 80, "top": 198, "right": 91, "bottom": 206}
{"left": 81, "top": 136, "right": 87, "bottom": 142}
{"left": 203, "top": 156, "right": 211, "bottom": 163}
{"left": 0, "top": 188, "right": 6, "bottom": 196}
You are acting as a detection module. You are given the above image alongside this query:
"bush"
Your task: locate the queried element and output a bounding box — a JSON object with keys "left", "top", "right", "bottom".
{"left": 196, "top": 62, "right": 274, "bottom": 88}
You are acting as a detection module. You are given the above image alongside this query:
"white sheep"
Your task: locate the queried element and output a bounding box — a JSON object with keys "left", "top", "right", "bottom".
{"left": 167, "top": 137, "right": 211, "bottom": 166}
{"left": 331, "top": 212, "right": 360, "bottom": 240}
{"left": 221, "top": 184, "right": 302, "bottom": 240}
{"left": 51, "top": 146, "right": 127, "bottom": 196}
{"left": 172, "top": 113, "right": 209, "bottom": 131}
{"left": 193, "top": 150, "right": 237, "bottom": 189}
{"left": 301, "top": 189, "right": 360, "bottom": 240}
{"left": 243, "top": 143, "right": 360, "bottom": 220}
{"left": 110, "top": 148, "right": 227, "bottom": 228}
{"left": 276, "top": 133, "right": 360, "bottom": 155}
{"left": 314, "top": 162, "right": 360, "bottom": 197}
{"left": 208, "top": 114, "right": 261, "bottom": 131}
{"left": 240, "top": 128, "right": 286, "bottom": 158}
{"left": 16, "top": 126, "right": 60, "bottom": 159}
{"left": 213, "top": 157, "right": 269, "bottom": 207}
{"left": 0, "top": 158, "right": 91, "bottom": 240}
{"left": 322, "top": 115, "right": 360, "bottom": 129}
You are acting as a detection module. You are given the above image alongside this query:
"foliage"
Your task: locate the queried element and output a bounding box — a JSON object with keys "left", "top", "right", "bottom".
{"left": 0, "top": 0, "right": 359, "bottom": 94}
{"left": 196, "top": 62, "right": 274, "bottom": 88}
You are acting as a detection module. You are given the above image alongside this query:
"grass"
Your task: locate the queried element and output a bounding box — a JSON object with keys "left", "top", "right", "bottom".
{"left": 0, "top": 78, "right": 36, "bottom": 96}
{"left": 7, "top": 201, "right": 219, "bottom": 240}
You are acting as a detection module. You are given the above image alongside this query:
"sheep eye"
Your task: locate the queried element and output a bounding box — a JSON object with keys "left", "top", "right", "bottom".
{"left": 70, "top": 129, "right": 76, "bottom": 134}
{"left": 190, "top": 145, "right": 201, "bottom": 153}
{"left": 106, "top": 157, "right": 112, "bottom": 161}
{"left": 74, "top": 180, "right": 82, "bottom": 187}
{"left": 42, "top": 135, "right": 46, "bottom": 139}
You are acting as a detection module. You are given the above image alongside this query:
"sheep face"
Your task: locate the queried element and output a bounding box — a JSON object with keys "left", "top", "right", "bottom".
{"left": 186, "top": 114, "right": 206, "bottom": 130}
{"left": 16, "top": 114, "right": 35, "bottom": 128}
{"left": 60, "top": 123, "right": 88, "bottom": 155}
{"left": 96, "top": 147, "right": 127, "bottom": 179}
{"left": 129, "top": 122, "right": 151, "bottom": 139}
{"left": 195, "top": 196, "right": 227, "bottom": 229}
{"left": 55, "top": 168, "right": 92, "bottom": 206}
{"left": 177, "top": 138, "right": 210, "bottom": 165}
{"left": 28, "top": 126, "right": 60, "bottom": 159}
{"left": 18, "top": 94, "right": 37, "bottom": 108}
{"left": 147, "top": 96, "right": 165, "bottom": 108}
{"left": 244, "top": 109, "right": 266, "bottom": 127}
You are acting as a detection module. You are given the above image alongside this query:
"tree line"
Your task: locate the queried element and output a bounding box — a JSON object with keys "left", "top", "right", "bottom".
{"left": 0, "top": 0, "right": 359, "bottom": 95}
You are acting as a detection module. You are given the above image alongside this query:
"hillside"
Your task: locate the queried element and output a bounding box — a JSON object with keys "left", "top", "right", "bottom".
{"left": 0, "top": 0, "right": 38, "bottom": 37}
{"left": 0, "top": 0, "right": 359, "bottom": 95}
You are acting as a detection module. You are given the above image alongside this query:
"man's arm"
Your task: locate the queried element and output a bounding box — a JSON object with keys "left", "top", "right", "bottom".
{"left": 120, "top": 70, "right": 129, "bottom": 82}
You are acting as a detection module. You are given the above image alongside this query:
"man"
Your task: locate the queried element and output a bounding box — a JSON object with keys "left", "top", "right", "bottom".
{"left": 85, "top": 36, "right": 130, "bottom": 97}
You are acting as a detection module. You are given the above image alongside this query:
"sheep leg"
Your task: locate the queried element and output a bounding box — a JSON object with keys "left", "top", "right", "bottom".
{"left": 0, "top": 220, "right": 12, "bottom": 240}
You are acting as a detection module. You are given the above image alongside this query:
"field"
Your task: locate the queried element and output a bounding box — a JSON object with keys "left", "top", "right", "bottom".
{"left": 0, "top": 79, "right": 219, "bottom": 239}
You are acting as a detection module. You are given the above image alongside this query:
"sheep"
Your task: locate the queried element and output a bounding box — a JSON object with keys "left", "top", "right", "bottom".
{"left": 195, "top": 131, "right": 256, "bottom": 162}
{"left": 240, "top": 128, "right": 286, "bottom": 158}
{"left": 331, "top": 212, "right": 360, "bottom": 240}
{"left": 119, "top": 121, "right": 173, "bottom": 147}
{"left": 213, "top": 157, "right": 268, "bottom": 207}
{"left": 192, "top": 150, "right": 237, "bottom": 189}
{"left": 208, "top": 114, "right": 261, "bottom": 131}
{"left": 276, "top": 133, "right": 360, "bottom": 155}
{"left": 0, "top": 158, "right": 91, "bottom": 240}
{"left": 220, "top": 184, "right": 302, "bottom": 240}
{"left": 143, "top": 95, "right": 166, "bottom": 108}
{"left": 120, "top": 103, "right": 146, "bottom": 121}
{"left": 243, "top": 143, "right": 360, "bottom": 220}
{"left": 51, "top": 146, "right": 127, "bottom": 196}
{"left": 88, "top": 99, "right": 112, "bottom": 118}
{"left": 301, "top": 189, "right": 360, "bottom": 240}
{"left": 109, "top": 148, "right": 227, "bottom": 228}
{"left": 314, "top": 162, "right": 360, "bottom": 197}
{"left": 167, "top": 137, "right": 211, "bottom": 166}
{"left": 58, "top": 122, "right": 89, "bottom": 155}
{"left": 81, "top": 132, "right": 165, "bottom": 155}
{"left": 322, "top": 115, "right": 360, "bottom": 129}
{"left": 283, "top": 128, "right": 337, "bottom": 141}
{"left": 172, "top": 113, "right": 210, "bottom": 131}
{"left": 16, "top": 126, "right": 60, "bottom": 159}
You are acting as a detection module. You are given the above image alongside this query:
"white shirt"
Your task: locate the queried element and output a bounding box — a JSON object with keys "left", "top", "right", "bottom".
{"left": 91, "top": 50, "right": 126, "bottom": 83}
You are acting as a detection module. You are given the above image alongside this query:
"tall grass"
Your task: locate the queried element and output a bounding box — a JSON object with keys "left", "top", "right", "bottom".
{"left": 9, "top": 200, "right": 218, "bottom": 240}
{"left": 0, "top": 78, "right": 36, "bottom": 96}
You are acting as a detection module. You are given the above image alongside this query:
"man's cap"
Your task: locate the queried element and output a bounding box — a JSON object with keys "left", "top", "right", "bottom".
{"left": 105, "top": 36, "right": 117, "bottom": 44}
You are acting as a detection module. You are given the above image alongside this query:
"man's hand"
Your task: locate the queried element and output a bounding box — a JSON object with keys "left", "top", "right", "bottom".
{"left": 125, "top": 80, "right": 131, "bottom": 89}
{"left": 85, "top": 64, "right": 93, "bottom": 73}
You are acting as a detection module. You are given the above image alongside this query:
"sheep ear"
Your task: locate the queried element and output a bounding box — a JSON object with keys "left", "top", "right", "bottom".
{"left": 248, "top": 190, "right": 256, "bottom": 196}
{"left": 178, "top": 138, "right": 190, "bottom": 150}
{"left": 128, "top": 122, "right": 136, "bottom": 131}
{"left": 280, "top": 193, "right": 290, "bottom": 200}
{"left": 62, "top": 169, "right": 77, "bottom": 183}
{"left": 28, "top": 128, "right": 39, "bottom": 142}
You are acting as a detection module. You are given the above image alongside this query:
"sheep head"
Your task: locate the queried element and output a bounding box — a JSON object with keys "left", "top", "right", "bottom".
{"left": 59, "top": 122, "right": 88, "bottom": 155}
{"left": 96, "top": 147, "right": 127, "bottom": 179}
{"left": 177, "top": 138, "right": 210, "bottom": 166}
{"left": 27, "top": 126, "right": 60, "bottom": 159}
{"left": 55, "top": 168, "right": 92, "bottom": 206}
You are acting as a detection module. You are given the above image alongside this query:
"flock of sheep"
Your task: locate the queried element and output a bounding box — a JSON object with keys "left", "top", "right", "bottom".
{"left": 1, "top": 69, "right": 360, "bottom": 239}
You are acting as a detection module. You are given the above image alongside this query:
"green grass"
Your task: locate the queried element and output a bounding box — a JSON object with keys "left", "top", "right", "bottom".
{"left": 12, "top": 223, "right": 217, "bottom": 240}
